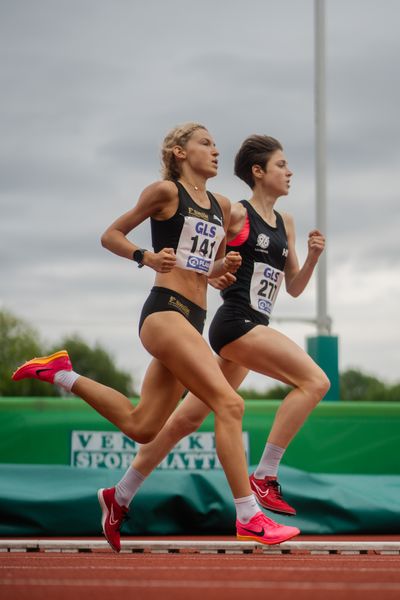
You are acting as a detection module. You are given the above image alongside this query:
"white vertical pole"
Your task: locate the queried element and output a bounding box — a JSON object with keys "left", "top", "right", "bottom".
{"left": 314, "top": 0, "right": 331, "bottom": 334}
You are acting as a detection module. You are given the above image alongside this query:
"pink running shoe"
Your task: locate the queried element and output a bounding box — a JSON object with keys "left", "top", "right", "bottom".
{"left": 236, "top": 511, "right": 300, "bottom": 545}
{"left": 98, "top": 487, "right": 128, "bottom": 553}
{"left": 250, "top": 473, "right": 296, "bottom": 516}
{"left": 12, "top": 350, "right": 72, "bottom": 384}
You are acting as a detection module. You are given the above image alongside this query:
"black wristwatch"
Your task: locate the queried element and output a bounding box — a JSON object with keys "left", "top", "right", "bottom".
{"left": 132, "top": 248, "right": 147, "bottom": 268}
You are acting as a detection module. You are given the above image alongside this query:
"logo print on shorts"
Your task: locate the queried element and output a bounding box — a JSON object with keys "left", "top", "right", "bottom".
{"left": 256, "top": 234, "right": 270, "bottom": 250}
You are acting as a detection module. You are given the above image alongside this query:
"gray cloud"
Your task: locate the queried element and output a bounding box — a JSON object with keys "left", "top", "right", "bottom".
{"left": 1, "top": 0, "right": 399, "bottom": 390}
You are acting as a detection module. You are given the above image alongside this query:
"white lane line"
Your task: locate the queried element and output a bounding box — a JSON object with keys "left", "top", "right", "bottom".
{"left": 1, "top": 539, "right": 399, "bottom": 555}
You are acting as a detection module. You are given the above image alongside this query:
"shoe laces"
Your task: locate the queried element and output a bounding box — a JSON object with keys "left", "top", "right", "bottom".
{"left": 253, "top": 512, "right": 281, "bottom": 530}
{"left": 121, "top": 510, "right": 129, "bottom": 527}
{"left": 117, "top": 512, "right": 129, "bottom": 532}
{"left": 266, "top": 478, "right": 283, "bottom": 500}
{"left": 119, "top": 505, "right": 129, "bottom": 523}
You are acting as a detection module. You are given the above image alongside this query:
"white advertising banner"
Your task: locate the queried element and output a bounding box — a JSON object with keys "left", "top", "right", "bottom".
{"left": 71, "top": 430, "right": 250, "bottom": 470}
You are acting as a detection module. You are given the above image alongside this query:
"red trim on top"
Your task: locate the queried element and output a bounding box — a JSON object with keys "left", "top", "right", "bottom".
{"left": 228, "top": 213, "right": 250, "bottom": 246}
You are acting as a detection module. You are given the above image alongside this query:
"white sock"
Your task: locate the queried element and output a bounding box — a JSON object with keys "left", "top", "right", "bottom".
{"left": 234, "top": 494, "right": 259, "bottom": 524}
{"left": 115, "top": 466, "right": 146, "bottom": 507}
{"left": 254, "top": 442, "right": 285, "bottom": 479}
{"left": 54, "top": 370, "right": 80, "bottom": 392}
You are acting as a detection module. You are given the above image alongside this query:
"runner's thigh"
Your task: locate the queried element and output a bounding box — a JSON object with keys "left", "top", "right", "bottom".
{"left": 220, "top": 325, "right": 323, "bottom": 387}
{"left": 140, "top": 311, "right": 237, "bottom": 406}
{"left": 133, "top": 357, "right": 186, "bottom": 434}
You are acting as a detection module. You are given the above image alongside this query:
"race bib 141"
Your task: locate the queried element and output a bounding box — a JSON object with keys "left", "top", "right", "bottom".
{"left": 175, "top": 216, "right": 225, "bottom": 275}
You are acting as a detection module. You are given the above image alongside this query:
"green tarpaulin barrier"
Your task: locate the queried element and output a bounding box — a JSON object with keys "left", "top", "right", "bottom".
{"left": 0, "top": 463, "right": 399, "bottom": 536}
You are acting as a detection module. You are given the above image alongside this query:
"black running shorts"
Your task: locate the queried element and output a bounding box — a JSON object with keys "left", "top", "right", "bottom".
{"left": 139, "top": 286, "right": 206, "bottom": 335}
{"left": 208, "top": 300, "right": 269, "bottom": 355}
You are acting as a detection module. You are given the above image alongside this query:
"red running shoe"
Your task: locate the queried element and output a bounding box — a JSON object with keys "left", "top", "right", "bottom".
{"left": 12, "top": 350, "right": 72, "bottom": 384}
{"left": 97, "top": 487, "right": 128, "bottom": 553}
{"left": 250, "top": 474, "right": 296, "bottom": 516}
{"left": 236, "top": 511, "right": 299, "bottom": 545}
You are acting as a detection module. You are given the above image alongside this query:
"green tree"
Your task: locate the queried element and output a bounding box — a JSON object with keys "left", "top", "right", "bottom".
{"left": 384, "top": 384, "right": 400, "bottom": 402}
{"left": 49, "top": 334, "right": 136, "bottom": 397}
{"left": 239, "top": 370, "right": 400, "bottom": 401}
{"left": 263, "top": 384, "right": 292, "bottom": 400}
{"left": 0, "top": 309, "right": 137, "bottom": 397}
{"left": 0, "top": 310, "right": 54, "bottom": 397}
{"left": 340, "top": 369, "right": 387, "bottom": 401}
{"left": 238, "top": 383, "right": 291, "bottom": 400}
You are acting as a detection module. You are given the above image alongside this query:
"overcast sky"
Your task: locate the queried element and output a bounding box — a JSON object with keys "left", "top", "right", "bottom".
{"left": 1, "top": 0, "right": 400, "bottom": 392}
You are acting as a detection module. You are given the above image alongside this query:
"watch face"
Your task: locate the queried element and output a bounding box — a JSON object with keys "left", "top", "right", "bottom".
{"left": 134, "top": 249, "right": 144, "bottom": 263}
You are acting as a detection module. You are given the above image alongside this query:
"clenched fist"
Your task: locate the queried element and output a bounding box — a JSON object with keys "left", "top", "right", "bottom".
{"left": 307, "top": 230, "right": 325, "bottom": 261}
{"left": 223, "top": 251, "right": 242, "bottom": 274}
{"left": 145, "top": 248, "right": 177, "bottom": 273}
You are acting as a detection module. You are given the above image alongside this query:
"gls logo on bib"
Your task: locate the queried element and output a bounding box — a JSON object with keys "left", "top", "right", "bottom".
{"left": 250, "top": 262, "right": 284, "bottom": 317}
{"left": 176, "top": 216, "right": 225, "bottom": 275}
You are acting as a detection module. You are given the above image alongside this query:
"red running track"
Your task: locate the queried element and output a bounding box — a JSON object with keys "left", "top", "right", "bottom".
{"left": 1, "top": 538, "right": 400, "bottom": 600}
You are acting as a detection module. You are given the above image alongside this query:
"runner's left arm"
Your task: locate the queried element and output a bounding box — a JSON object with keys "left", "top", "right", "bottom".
{"left": 283, "top": 213, "right": 325, "bottom": 297}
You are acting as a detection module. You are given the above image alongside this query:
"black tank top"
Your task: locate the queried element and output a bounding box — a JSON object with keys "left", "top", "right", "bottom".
{"left": 222, "top": 200, "right": 288, "bottom": 318}
{"left": 151, "top": 181, "right": 224, "bottom": 251}
{"left": 151, "top": 181, "right": 225, "bottom": 275}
